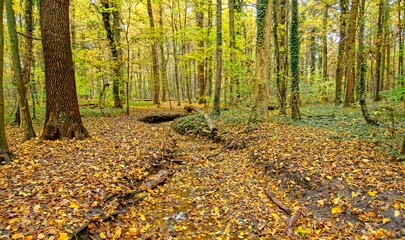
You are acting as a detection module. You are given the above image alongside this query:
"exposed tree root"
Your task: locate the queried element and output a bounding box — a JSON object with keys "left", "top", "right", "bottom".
{"left": 138, "top": 113, "right": 186, "bottom": 123}
{"left": 265, "top": 188, "right": 300, "bottom": 237}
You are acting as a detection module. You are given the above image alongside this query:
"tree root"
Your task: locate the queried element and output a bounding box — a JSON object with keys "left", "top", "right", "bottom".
{"left": 265, "top": 188, "right": 301, "bottom": 238}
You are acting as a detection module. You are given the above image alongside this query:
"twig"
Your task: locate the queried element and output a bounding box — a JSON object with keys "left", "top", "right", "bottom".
{"left": 286, "top": 210, "right": 301, "bottom": 237}
{"left": 206, "top": 142, "right": 237, "bottom": 159}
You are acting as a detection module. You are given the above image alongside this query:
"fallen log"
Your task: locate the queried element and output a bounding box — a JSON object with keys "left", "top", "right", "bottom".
{"left": 184, "top": 105, "right": 217, "bottom": 135}
{"left": 265, "top": 188, "right": 300, "bottom": 238}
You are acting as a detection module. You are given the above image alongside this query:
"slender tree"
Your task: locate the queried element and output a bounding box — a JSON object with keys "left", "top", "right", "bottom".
{"left": 5, "top": 0, "right": 36, "bottom": 140}
{"left": 252, "top": 0, "right": 272, "bottom": 121}
{"left": 290, "top": 0, "right": 301, "bottom": 120}
{"left": 170, "top": 0, "right": 181, "bottom": 106}
{"left": 196, "top": 0, "right": 206, "bottom": 104}
{"left": 0, "top": 0, "right": 11, "bottom": 162}
{"left": 147, "top": 0, "right": 160, "bottom": 105}
{"left": 158, "top": 2, "right": 168, "bottom": 102}
{"left": 40, "top": 0, "right": 90, "bottom": 140}
{"left": 229, "top": 0, "right": 237, "bottom": 105}
{"left": 213, "top": 0, "right": 222, "bottom": 116}
{"left": 335, "top": 0, "right": 348, "bottom": 104}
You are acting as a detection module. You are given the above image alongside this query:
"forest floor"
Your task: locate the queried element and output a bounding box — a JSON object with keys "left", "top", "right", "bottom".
{"left": 0, "top": 103, "right": 404, "bottom": 239}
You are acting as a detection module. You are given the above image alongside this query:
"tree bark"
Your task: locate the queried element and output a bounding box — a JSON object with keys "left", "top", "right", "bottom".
{"left": 321, "top": 4, "right": 329, "bottom": 101}
{"left": 5, "top": 0, "right": 36, "bottom": 140}
{"left": 147, "top": 0, "right": 160, "bottom": 105}
{"left": 40, "top": 0, "right": 90, "bottom": 140}
{"left": 170, "top": 0, "right": 181, "bottom": 106}
{"left": 253, "top": 0, "right": 272, "bottom": 121}
{"left": 0, "top": 0, "right": 11, "bottom": 162}
{"left": 213, "top": 0, "right": 222, "bottom": 116}
{"left": 159, "top": 3, "right": 168, "bottom": 103}
{"left": 344, "top": 0, "right": 359, "bottom": 107}
{"left": 290, "top": 0, "right": 301, "bottom": 120}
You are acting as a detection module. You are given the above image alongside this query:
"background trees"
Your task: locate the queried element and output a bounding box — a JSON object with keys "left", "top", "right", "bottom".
{"left": 0, "top": 0, "right": 403, "bottom": 142}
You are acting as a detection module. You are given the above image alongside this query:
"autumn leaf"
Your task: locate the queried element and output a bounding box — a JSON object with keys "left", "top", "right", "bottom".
{"left": 57, "top": 233, "right": 70, "bottom": 240}
{"left": 332, "top": 206, "right": 343, "bottom": 215}
{"left": 368, "top": 190, "right": 377, "bottom": 197}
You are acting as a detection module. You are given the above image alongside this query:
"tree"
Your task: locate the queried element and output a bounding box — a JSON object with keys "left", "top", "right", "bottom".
{"left": 374, "top": 0, "right": 386, "bottom": 102}
{"left": 252, "top": 0, "right": 272, "bottom": 121}
{"left": 229, "top": 0, "right": 236, "bottom": 105}
{"left": 195, "top": 0, "right": 206, "bottom": 104}
{"left": 40, "top": 0, "right": 90, "bottom": 140}
{"left": 0, "top": 0, "right": 11, "bottom": 162}
{"left": 358, "top": 0, "right": 378, "bottom": 125}
{"left": 273, "top": 0, "right": 288, "bottom": 115}
{"left": 344, "top": 0, "right": 359, "bottom": 107}
{"left": 5, "top": 0, "right": 36, "bottom": 140}
{"left": 147, "top": 0, "right": 160, "bottom": 105}
{"left": 100, "top": 0, "right": 123, "bottom": 108}
{"left": 213, "top": 0, "right": 222, "bottom": 116}
{"left": 335, "top": 0, "right": 348, "bottom": 105}
{"left": 290, "top": 0, "right": 301, "bottom": 120}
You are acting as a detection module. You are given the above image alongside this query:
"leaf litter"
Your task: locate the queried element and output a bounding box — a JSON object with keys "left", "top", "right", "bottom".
{"left": 0, "top": 105, "right": 404, "bottom": 239}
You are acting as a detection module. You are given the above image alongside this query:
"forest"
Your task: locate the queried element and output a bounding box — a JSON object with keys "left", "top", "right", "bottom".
{"left": 0, "top": 0, "right": 404, "bottom": 239}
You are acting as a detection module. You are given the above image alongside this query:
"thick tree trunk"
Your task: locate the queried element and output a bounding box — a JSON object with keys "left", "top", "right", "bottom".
{"left": 335, "top": 0, "right": 347, "bottom": 105}
{"left": 344, "top": 0, "right": 359, "bottom": 107}
{"left": 374, "top": 0, "right": 386, "bottom": 102}
{"left": 253, "top": 0, "right": 272, "bottom": 121}
{"left": 0, "top": 0, "right": 11, "bottom": 162}
{"left": 290, "top": 0, "right": 301, "bottom": 120}
{"left": 147, "top": 0, "right": 160, "bottom": 105}
{"left": 40, "top": 0, "right": 90, "bottom": 140}
{"left": 213, "top": 0, "right": 222, "bottom": 116}
{"left": 5, "top": 0, "right": 36, "bottom": 141}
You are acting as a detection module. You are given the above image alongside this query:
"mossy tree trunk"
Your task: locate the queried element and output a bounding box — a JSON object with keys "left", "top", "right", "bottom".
{"left": 100, "top": 0, "right": 123, "bottom": 108}
{"left": 5, "top": 0, "right": 36, "bottom": 141}
{"left": 196, "top": 0, "right": 206, "bottom": 104}
{"left": 40, "top": 0, "right": 90, "bottom": 140}
{"left": 290, "top": 0, "right": 301, "bottom": 120}
{"left": 253, "top": 0, "right": 272, "bottom": 121}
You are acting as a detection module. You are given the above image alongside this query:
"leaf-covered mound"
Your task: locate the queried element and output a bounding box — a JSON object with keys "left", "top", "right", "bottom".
{"left": 0, "top": 108, "right": 184, "bottom": 239}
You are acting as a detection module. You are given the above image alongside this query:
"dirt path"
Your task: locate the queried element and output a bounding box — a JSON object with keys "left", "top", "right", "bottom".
{"left": 115, "top": 122, "right": 285, "bottom": 239}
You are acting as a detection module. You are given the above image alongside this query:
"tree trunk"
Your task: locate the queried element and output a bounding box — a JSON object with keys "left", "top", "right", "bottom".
{"left": 40, "top": 0, "right": 90, "bottom": 140}
{"left": 229, "top": 0, "right": 236, "bottom": 105}
{"left": 147, "top": 0, "right": 160, "bottom": 105}
{"left": 321, "top": 4, "right": 329, "bottom": 101}
{"left": 100, "top": 0, "right": 123, "bottom": 108}
{"left": 0, "top": 0, "right": 11, "bottom": 162}
{"left": 159, "top": 3, "right": 167, "bottom": 102}
{"left": 344, "top": 0, "right": 359, "bottom": 107}
{"left": 273, "top": 0, "right": 287, "bottom": 115}
{"left": 253, "top": 0, "right": 272, "bottom": 121}
{"left": 358, "top": 0, "right": 378, "bottom": 125}
{"left": 206, "top": 1, "right": 214, "bottom": 98}
{"left": 196, "top": 1, "right": 206, "bottom": 104}
{"left": 335, "top": 0, "right": 347, "bottom": 105}
{"left": 290, "top": 0, "right": 301, "bottom": 120}
{"left": 374, "top": 0, "right": 386, "bottom": 102}
{"left": 170, "top": 0, "right": 181, "bottom": 106}
{"left": 5, "top": 0, "right": 36, "bottom": 140}
{"left": 213, "top": 0, "right": 222, "bottom": 116}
